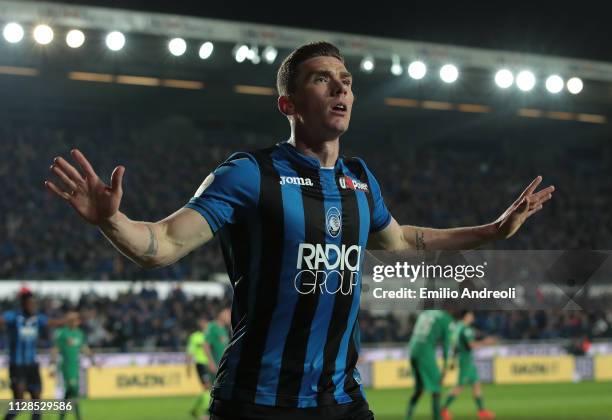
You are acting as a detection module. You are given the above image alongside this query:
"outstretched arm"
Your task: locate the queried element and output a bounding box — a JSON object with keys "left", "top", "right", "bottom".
{"left": 203, "top": 342, "right": 217, "bottom": 374}
{"left": 469, "top": 336, "right": 497, "bottom": 350}
{"left": 45, "top": 149, "right": 213, "bottom": 269}
{"left": 368, "top": 176, "right": 554, "bottom": 251}
{"left": 47, "top": 317, "right": 67, "bottom": 328}
{"left": 98, "top": 208, "right": 213, "bottom": 269}
{"left": 83, "top": 344, "right": 97, "bottom": 367}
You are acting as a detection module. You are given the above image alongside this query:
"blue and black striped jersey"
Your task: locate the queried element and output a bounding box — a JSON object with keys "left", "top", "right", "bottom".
{"left": 3, "top": 311, "right": 48, "bottom": 365}
{"left": 186, "top": 141, "right": 391, "bottom": 408}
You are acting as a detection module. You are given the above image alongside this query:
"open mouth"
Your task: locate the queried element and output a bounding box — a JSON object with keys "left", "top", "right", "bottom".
{"left": 331, "top": 103, "right": 347, "bottom": 114}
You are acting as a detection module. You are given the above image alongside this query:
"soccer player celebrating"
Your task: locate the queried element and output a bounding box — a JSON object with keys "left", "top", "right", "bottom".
{"left": 0, "top": 289, "right": 65, "bottom": 420}
{"left": 45, "top": 42, "right": 554, "bottom": 419}
{"left": 406, "top": 310, "right": 453, "bottom": 420}
{"left": 441, "top": 311, "right": 496, "bottom": 420}
{"left": 51, "top": 311, "right": 96, "bottom": 420}
{"left": 187, "top": 316, "right": 217, "bottom": 420}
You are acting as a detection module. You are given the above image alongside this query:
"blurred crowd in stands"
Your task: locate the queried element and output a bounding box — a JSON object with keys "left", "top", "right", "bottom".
{"left": 1, "top": 116, "right": 610, "bottom": 280}
{"left": 0, "top": 286, "right": 610, "bottom": 352}
{"left": 360, "top": 309, "right": 612, "bottom": 343}
{"left": 1, "top": 114, "right": 611, "bottom": 352}
{"left": 0, "top": 286, "right": 231, "bottom": 352}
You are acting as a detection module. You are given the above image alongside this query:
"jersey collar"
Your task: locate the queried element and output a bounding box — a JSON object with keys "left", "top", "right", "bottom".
{"left": 278, "top": 140, "right": 344, "bottom": 171}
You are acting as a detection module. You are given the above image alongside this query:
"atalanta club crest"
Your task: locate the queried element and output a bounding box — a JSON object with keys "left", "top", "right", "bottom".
{"left": 326, "top": 207, "right": 342, "bottom": 238}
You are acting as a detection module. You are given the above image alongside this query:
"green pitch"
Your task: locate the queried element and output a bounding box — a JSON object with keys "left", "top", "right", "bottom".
{"left": 36, "top": 382, "right": 612, "bottom": 419}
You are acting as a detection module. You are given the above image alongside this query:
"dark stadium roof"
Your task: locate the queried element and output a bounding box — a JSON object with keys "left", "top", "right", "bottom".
{"left": 45, "top": 1, "right": 612, "bottom": 63}
{"left": 0, "top": 1, "right": 610, "bottom": 139}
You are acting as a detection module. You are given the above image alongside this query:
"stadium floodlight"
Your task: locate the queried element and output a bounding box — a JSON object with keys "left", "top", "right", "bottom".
{"left": 440, "top": 64, "right": 459, "bottom": 83}
{"left": 545, "top": 75, "right": 564, "bottom": 94}
{"left": 168, "top": 37, "right": 187, "bottom": 56}
{"left": 106, "top": 31, "right": 125, "bottom": 51}
{"left": 494, "top": 69, "right": 514, "bottom": 89}
{"left": 33, "top": 24, "right": 54, "bottom": 45}
{"left": 360, "top": 56, "right": 375, "bottom": 73}
{"left": 390, "top": 54, "right": 403, "bottom": 76}
{"left": 516, "top": 70, "right": 536, "bottom": 92}
{"left": 234, "top": 44, "right": 250, "bottom": 63}
{"left": 249, "top": 46, "right": 260, "bottom": 64}
{"left": 263, "top": 46, "right": 278, "bottom": 64}
{"left": 199, "top": 42, "right": 214, "bottom": 59}
{"left": 3, "top": 22, "right": 24, "bottom": 44}
{"left": 567, "top": 77, "right": 583, "bottom": 94}
{"left": 408, "top": 61, "right": 427, "bottom": 80}
{"left": 66, "top": 29, "right": 85, "bottom": 48}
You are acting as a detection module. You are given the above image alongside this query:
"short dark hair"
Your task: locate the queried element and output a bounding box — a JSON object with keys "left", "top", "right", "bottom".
{"left": 19, "top": 290, "right": 33, "bottom": 305}
{"left": 276, "top": 41, "right": 344, "bottom": 96}
{"left": 459, "top": 310, "right": 474, "bottom": 319}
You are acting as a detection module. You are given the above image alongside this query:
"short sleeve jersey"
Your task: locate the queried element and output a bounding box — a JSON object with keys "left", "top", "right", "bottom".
{"left": 3, "top": 311, "right": 48, "bottom": 365}
{"left": 185, "top": 141, "right": 391, "bottom": 408}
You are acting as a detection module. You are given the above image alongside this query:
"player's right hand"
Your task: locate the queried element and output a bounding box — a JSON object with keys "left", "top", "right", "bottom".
{"left": 45, "top": 149, "right": 125, "bottom": 226}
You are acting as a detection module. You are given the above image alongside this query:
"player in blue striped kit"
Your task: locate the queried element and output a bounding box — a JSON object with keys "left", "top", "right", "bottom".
{"left": 46, "top": 42, "right": 554, "bottom": 419}
{"left": 0, "top": 289, "right": 65, "bottom": 420}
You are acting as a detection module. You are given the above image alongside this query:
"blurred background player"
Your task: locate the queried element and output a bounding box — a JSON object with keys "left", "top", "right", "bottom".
{"left": 406, "top": 309, "right": 453, "bottom": 420}
{"left": 51, "top": 311, "right": 96, "bottom": 420}
{"left": 442, "top": 311, "right": 496, "bottom": 420}
{"left": 186, "top": 316, "right": 217, "bottom": 420}
{"left": 205, "top": 307, "right": 231, "bottom": 369}
{"left": 0, "top": 289, "right": 65, "bottom": 420}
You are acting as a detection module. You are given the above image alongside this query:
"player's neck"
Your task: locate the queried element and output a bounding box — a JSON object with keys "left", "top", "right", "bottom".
{"left": 289, "top": 131, "right": 340, "bottom": 168}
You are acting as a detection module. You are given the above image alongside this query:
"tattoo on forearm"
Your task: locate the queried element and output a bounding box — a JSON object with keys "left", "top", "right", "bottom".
{"left": 416, "top": 231, "right": 426, "bottom": 250}
{"left": 143, "top": 225, "right": 158, "bottom": 257}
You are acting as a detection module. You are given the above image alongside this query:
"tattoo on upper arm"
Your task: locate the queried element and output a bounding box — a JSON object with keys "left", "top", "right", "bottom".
{"left": 143, "top": 225, "right": 158, "bottom": 257}
{"left": 416, "top": 231, "right": 426, "bottom": 250}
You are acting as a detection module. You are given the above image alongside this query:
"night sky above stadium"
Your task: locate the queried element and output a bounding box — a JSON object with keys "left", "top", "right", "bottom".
{"left": 45, "top": 1, "right": 611, "bottom": 63}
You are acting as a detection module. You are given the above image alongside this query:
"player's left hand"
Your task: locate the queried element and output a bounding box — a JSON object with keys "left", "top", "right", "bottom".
{"left": 492, "top": 176, "right": 554, "bottom": 239}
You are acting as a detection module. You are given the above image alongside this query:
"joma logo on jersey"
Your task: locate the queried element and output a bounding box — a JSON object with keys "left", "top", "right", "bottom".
{"left": 279, "top": 176, "right": 313, "bottom": 186}
{"left": 294, "top": 243, "right": 362, "bottom": 295}
{"left": 339, "top": 176, "right": 369, "bottom": 193}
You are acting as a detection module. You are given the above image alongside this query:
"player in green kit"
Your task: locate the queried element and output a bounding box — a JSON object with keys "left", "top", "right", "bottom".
{"left": 442, "top": 311, "right": 496, "bottom": 420}
{"left": 51, "top": 311, "right": 95, "bottom": 420}
{"left": 205, "top": 307, "right": 231, "bottom": 366}
{"left": 187, "top": 316, "right": 216, "bottom": 420}
{"left": 406, "top": 310, "right": 453, "bottom": 420}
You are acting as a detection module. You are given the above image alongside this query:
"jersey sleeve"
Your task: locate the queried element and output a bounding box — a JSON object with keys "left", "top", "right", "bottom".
{"left": 2, "top": 311, "right": 16, "bottom": 326}
{"left": 53, "top": 328, "right": 64, "bottom": 346}
{"left": 205, "top": 324, "right": 216, "bottom": 342}
{"left": 463, "top": 326, "right": 476, "bottom": 345}
{"left": 356, "top": 158, "right": 392, "bottom": 233}
{"left": 186, "top": 334, "right": 195, "bottom": 355}
{"left": 185, "top": 153, "right": 260, "bottom": 234}
{"left": 38, "top": 314, "right": 48, "bottom": 328}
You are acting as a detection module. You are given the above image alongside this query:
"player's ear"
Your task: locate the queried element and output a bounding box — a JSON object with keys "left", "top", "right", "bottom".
{"left": 278, "top": 95, "right": 295, "bottom": 116}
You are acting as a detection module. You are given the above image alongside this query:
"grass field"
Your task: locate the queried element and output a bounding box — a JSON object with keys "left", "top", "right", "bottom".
{"left": 12, "top": 382, "right": 612, "bottom": 419}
